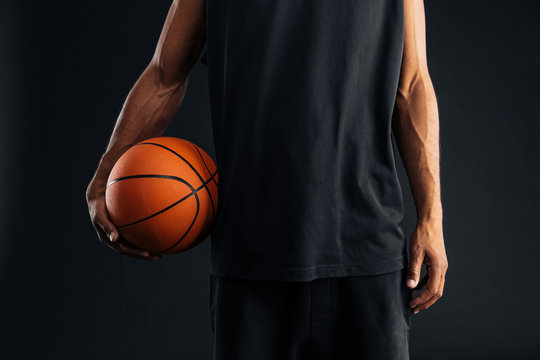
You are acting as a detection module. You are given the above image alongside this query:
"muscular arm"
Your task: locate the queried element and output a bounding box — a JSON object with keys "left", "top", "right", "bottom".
{"left": 392, "top": 0, "right": 448, "bottom": 314}
{"left": 92, "top": 0, "right": 206, "bottom": 187}
{"left": 86, "top": 0, "right": 206, "bottom": 259}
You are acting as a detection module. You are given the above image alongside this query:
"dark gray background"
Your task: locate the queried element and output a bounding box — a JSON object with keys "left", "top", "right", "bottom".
{"left": 1, "top": 0, "right": 539, "bottom": 359}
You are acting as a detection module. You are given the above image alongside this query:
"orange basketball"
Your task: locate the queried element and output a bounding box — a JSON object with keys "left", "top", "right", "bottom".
{"left": 105, "top": 136, "right": 218, "bottom": 255}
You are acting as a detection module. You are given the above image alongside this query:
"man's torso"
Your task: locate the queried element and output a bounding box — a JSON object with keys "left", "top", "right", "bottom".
{"left": 203, "top": 0, "right": 407, "bottom": 281}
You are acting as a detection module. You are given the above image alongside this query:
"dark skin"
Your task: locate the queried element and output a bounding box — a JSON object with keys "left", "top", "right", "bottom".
{"left": 86, "top": 0, "right": 448, "bottom": 315}
{"left": 85, "top": 0, "right": 206, "bottom": 260}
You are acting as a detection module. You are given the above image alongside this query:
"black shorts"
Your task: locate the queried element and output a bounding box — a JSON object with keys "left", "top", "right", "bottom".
{"left": 209, "top": 267, "right": 413, "bottom": 360}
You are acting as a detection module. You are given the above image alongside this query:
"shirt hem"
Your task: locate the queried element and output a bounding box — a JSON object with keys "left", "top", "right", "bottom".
{"left": 209, "top": 256, "right": 407, "bottom": 282}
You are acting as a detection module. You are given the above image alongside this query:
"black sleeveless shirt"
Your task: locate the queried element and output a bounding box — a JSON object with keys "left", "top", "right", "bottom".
{"left": 202, "top": 0, "right": 407, "bottom": 281}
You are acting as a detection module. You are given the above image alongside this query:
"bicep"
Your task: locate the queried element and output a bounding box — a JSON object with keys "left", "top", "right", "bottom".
{"left": 149, "top": 0, "right": 206, "bottom": 88}
{"left": 399, "top": 0, "right": 430, "bottom": 89}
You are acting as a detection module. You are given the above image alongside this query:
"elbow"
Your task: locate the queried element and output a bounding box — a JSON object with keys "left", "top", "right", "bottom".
{"left": 395, "top": 68, "right": 432, "bottom": 109}
{"left": 147, "top": 60, "right": 187, "bottom": 93}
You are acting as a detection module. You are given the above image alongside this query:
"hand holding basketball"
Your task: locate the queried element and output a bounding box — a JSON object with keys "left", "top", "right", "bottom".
{"left": 87, "top": 136, "right": 218, "bottom": 259}
{"left": 86, "top": 187, "right": 162, "bottom": 260}
{"left": 105, "top": 137, "right": 218, "bottom": 255}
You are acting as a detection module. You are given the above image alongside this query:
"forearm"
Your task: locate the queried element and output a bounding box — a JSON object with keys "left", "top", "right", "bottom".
{"left": 90, "top": 65, "right": 189, "bottom": 190}
{"left": 392, "top": 73, "right": 442, "bottom": 225}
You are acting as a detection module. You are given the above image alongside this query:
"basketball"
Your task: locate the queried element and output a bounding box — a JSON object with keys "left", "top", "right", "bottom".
{"left": 104, "top": 136, "right": 218, "bottom": 255}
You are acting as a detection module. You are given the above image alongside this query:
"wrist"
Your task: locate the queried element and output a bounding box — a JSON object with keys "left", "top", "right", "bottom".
{"left": 86, "top": 159, "right": 115, "bottom": 199}
{"left": 417, "top": 208, "right": 443, "bottom": 227}
{"left": 86, "top": 176, "right": 108, "bottom": 199}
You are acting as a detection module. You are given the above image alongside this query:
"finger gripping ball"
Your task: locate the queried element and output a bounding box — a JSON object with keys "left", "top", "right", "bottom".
{"left": 105, "top": 137, "right": 218, "bottom": 255}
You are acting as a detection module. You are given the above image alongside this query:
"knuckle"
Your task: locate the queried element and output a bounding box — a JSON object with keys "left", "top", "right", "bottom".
{"left": 93, "top": 211, "right": 104, "bottom": 222}
{"left": 411, "top": 250, "right": 423, "bottom": 260}
{"left": 95, "top": 213, "right": 111, "bottom": 226}
{"left": 94, "top": 220, "right": 107, "bottom": 233}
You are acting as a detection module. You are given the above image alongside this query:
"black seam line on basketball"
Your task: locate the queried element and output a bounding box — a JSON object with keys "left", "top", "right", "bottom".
{"left": 137, "top": 141, "right": 217, "bottom": 223}
{"left": 192, "top": 143, "right": 218, "bottom": 222}
{"left": 107, "top": 174, "right": 190, "bottom": 188}
{"left": 157, "top": 187, "right": 199, "bottom": 255}
{"left": 107, "top": 173, "right": 215, "bottom": 193}
{"left": 157, "top": 173, "right": 215, "bottom": 254}
{"left": 113, "top": 176, "right": 198, "bottom": 228}
{"left": 110, "top": 175, "right": 212, "bottom": 229}
{"left": 115, "top": 191, "right": 192, "bottom": 229}
{"left": 192, "top": 143, "right": 218, "bottom": 189}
